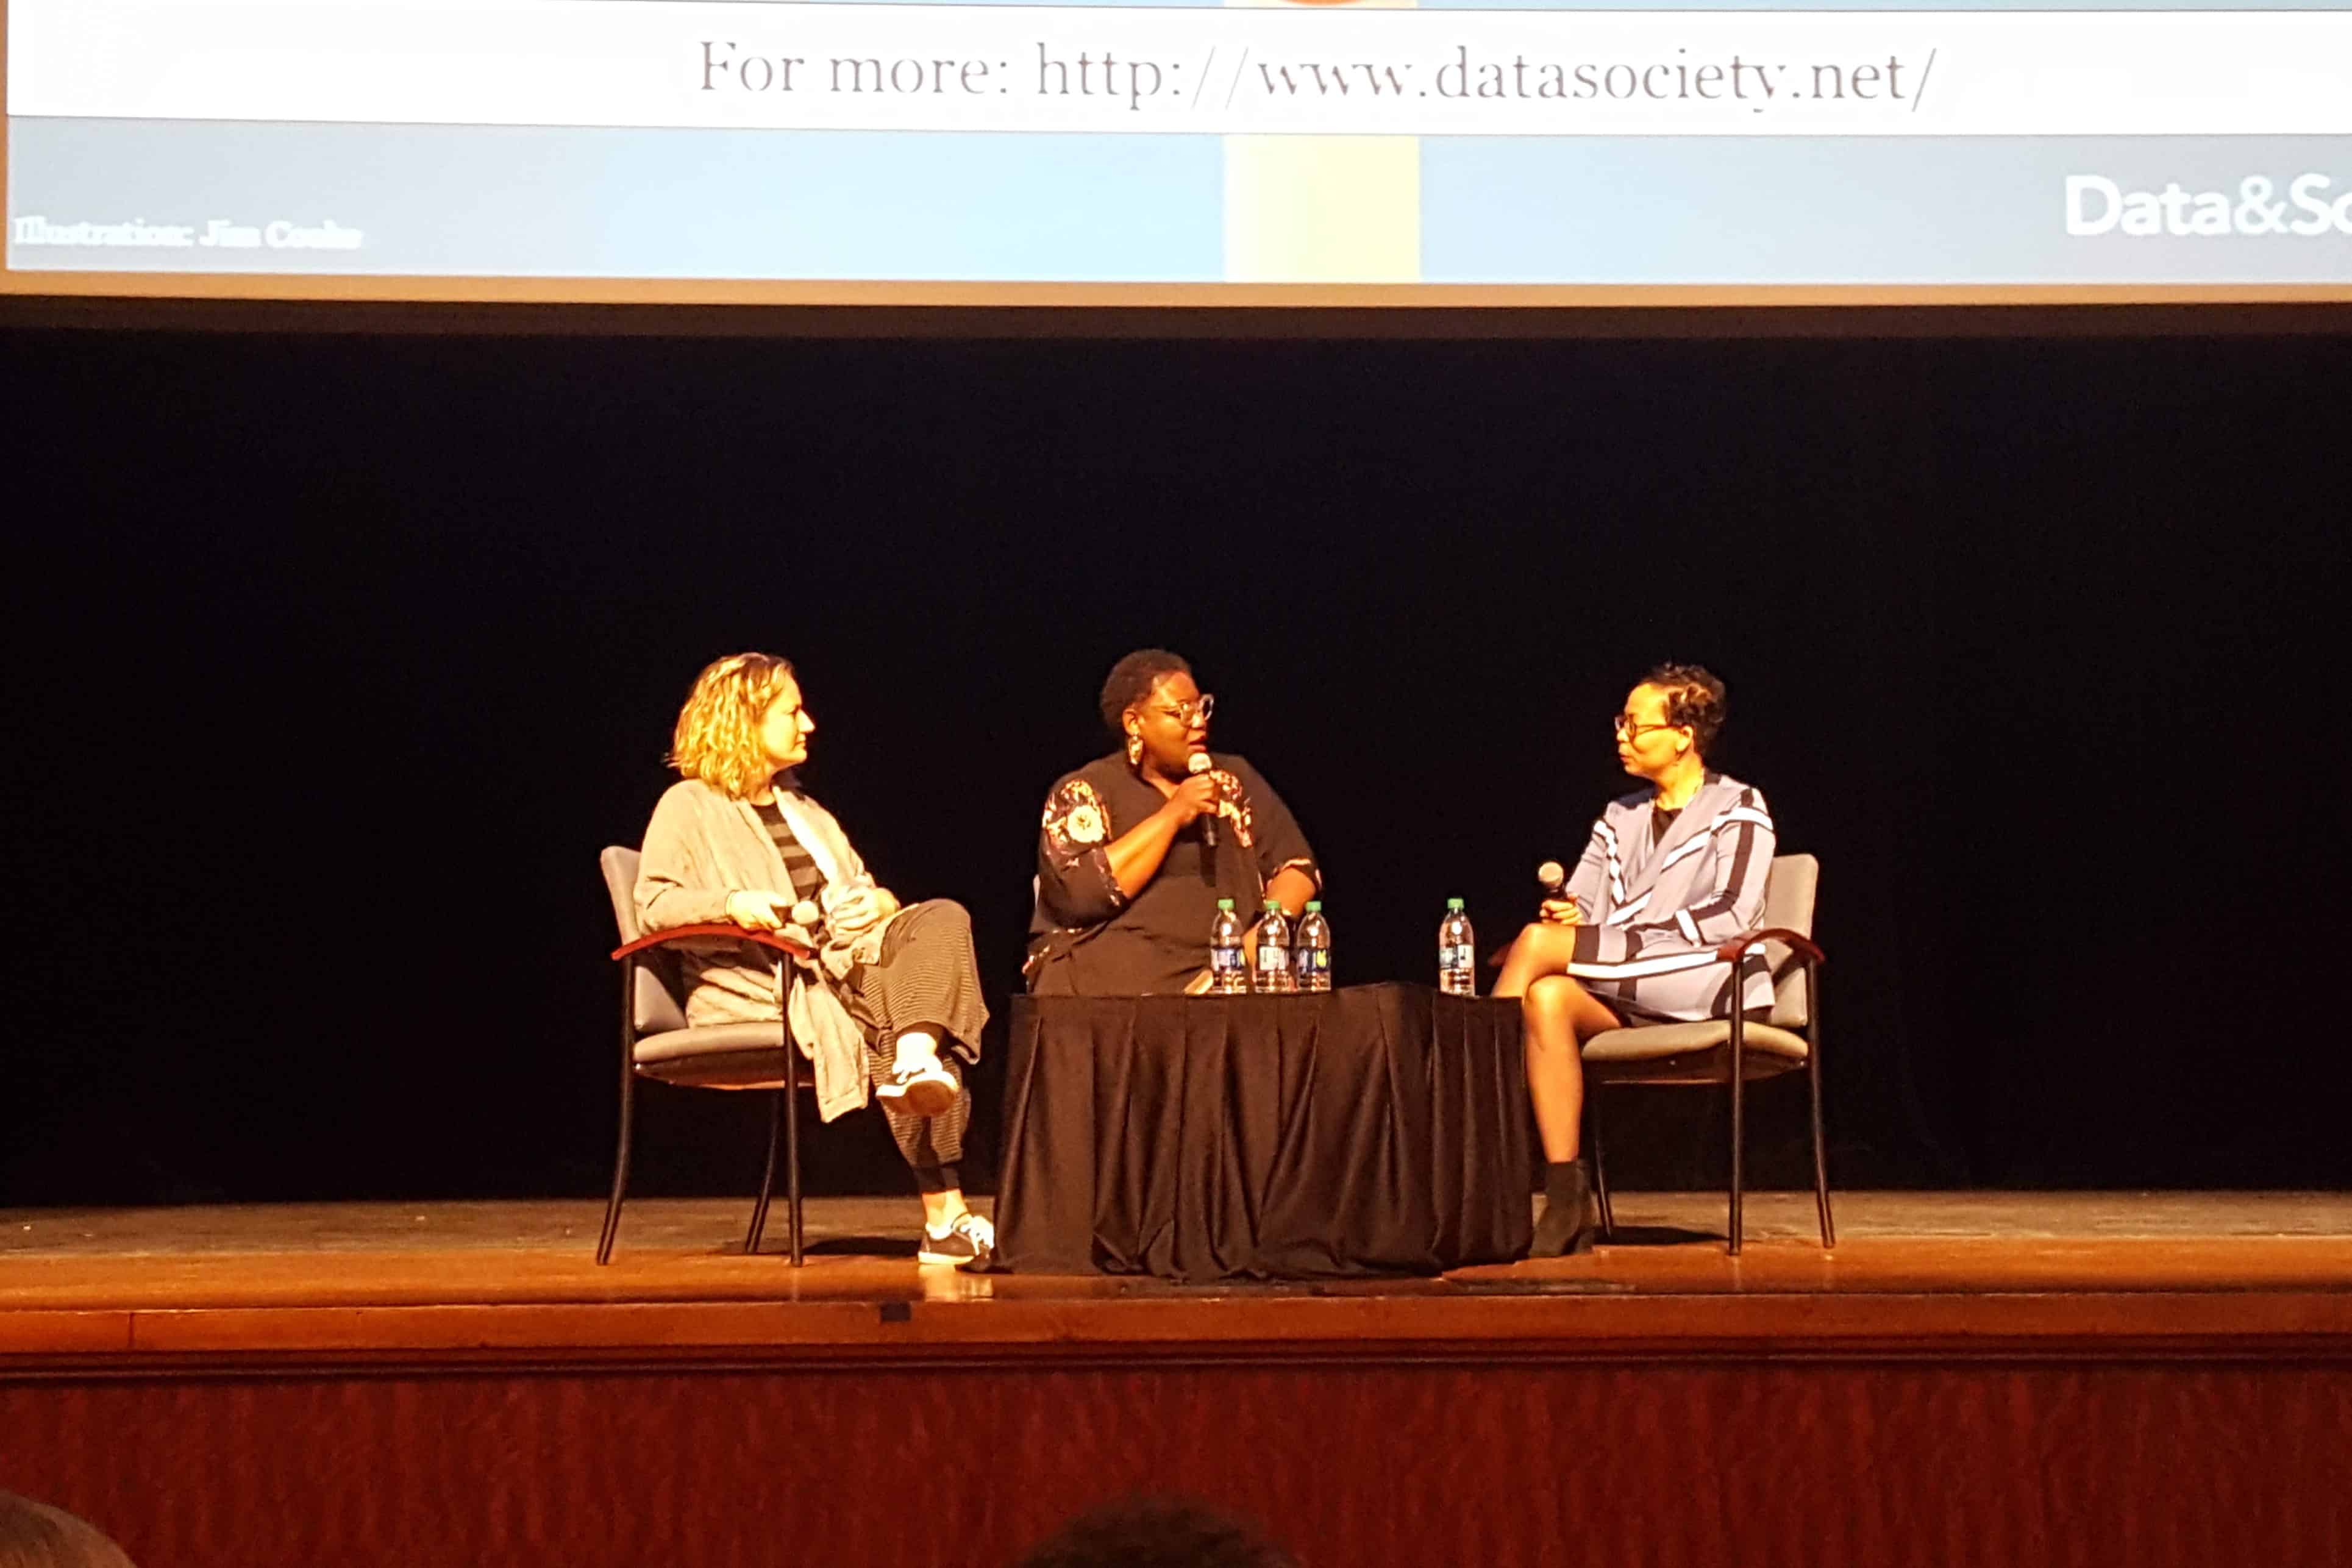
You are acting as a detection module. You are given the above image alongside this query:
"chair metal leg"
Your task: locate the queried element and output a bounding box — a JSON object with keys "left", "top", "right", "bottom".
{"left": 1806, "top": 964, "right": 1835, "bottom": 1249}
{"left": 1588, "top": 1088, "right": 1616, "bottom": 1242}
{"left": 785, "top": 1059, "right": 805, "bottom": 1267}
{"left": 764, "top": 960, "right": 807, "bottom": 1267}
{"left": 746, "top": 1089, "right": 783, "bottom": 1255}
{"left": 597, "top": 964, "right": 639, "bottom": 1266}
{"left": 1727, "top": 1010, "right": 1747, "bottom": 1256}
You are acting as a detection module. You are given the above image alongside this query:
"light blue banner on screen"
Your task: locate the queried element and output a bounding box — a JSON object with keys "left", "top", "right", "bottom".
{"left": 10, "top": 121, "right": 2349, "bottom": 283}
{"left": 7, "top": 0, "right": 2352, "bottom": 287}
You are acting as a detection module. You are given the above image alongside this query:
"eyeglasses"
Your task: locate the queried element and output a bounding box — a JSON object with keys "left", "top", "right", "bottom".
{"left": 1613, "top": 713, "right": 1680, "bottom": 741}
{"left": 1151, "top": 694, "right": 1215, "bottom": 728}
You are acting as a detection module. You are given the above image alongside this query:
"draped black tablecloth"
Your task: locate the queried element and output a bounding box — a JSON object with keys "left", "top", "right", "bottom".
{"left": 991, "top": 983, "right": 1533, "bottom": 1280}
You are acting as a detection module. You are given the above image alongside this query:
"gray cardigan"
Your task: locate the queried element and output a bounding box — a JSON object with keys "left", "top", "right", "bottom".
{"left": 634, "top": 777, "right": 886, "bottom": 1122}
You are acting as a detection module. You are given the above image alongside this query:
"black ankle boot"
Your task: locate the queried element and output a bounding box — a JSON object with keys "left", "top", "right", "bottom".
{"left": 1531, "top": 1162, "right": 1595, "bottom": 1258}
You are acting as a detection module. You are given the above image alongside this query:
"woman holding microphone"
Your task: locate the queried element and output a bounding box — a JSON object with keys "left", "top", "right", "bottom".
{"left": 1026, "top": 649, "right": 1320, "bottom": 995}
{"left": 1493, "top": 665, "right": 1778, "bottom": 1256}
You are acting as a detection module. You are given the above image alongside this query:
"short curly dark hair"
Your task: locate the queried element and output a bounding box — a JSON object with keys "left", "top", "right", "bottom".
{"left": 1643, "top": 663, "right": 1727, "bottom": 755}
{"left": 1099, "top": 649, "right": 1192, "bottom": 738}
{"left": 1014, "top": 1496, "right": 1297, "bottom": 1568}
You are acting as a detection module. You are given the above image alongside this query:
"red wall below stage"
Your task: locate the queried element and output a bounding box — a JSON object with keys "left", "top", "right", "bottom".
{"left": 5, "top": 1357, "right": 2347, "bottom": 1568}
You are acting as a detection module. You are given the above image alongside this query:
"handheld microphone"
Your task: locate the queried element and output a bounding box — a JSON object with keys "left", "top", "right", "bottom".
{"left": 1188, "top": 751, "right": 1219, "bottom": 849}
{"left": 1537, "top": 860, "right": 1570, "bottom": 914}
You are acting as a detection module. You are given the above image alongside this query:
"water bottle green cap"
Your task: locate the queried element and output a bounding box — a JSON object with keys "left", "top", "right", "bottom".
{"left": 1446, "top": 897, "right": 1466, "bottom": 910}
{"left": 1306, "top": 900, "right": 1323, "bottom": 912}
{"left": 1217, "top": 898, "right": 1235, "bottom": 910}
{"left": 1264, "top": 899, "right": 1281, "bottom": 911}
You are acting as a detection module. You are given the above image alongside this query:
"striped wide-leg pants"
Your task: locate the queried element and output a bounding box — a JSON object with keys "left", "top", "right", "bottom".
{"left": 843, "top": 899, "right": 988, "bottom": 1169}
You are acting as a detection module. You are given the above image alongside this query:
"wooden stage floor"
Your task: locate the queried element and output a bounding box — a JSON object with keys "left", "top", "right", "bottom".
{"left": 4, "top": 1191, "right": 2348, "bottom": 1366}
{"left": 6, "top": 1193, "right": 2348, "bottom": 1568}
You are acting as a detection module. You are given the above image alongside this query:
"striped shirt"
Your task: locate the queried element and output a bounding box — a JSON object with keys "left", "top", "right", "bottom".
{"left": 752, "top": 800, "right": 826, "bottom": 905}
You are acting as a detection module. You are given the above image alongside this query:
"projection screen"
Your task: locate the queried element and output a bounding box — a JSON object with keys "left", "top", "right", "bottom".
{"left": 5, "top": 0, "right": 2350, "bottom": 308}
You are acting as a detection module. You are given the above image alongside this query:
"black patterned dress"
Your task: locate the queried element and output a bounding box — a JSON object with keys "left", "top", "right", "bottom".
{"left": 1025, "top": 750, "right": 1319, "bottom": 996}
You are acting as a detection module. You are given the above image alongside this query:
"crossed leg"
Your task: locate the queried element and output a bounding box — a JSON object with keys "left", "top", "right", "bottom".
{"left": 1492, "top": 922, "right": 1623, "bottom": 1162}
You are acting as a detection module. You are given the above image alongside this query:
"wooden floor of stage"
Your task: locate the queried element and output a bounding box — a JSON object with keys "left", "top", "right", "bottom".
{"left": 4, "top": 1191, "right": 2348, "bottom": 1365}
{"left": 6, "top": 1195, "right": 2348, "bottom": 1568}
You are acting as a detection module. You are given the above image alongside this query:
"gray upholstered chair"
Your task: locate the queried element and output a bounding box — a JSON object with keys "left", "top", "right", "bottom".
{"left": 597, "top": 846, "right": 817, "bottom": 1266}
{"left": 1581, "top": 852, "right": 1832, "bottom": 1255}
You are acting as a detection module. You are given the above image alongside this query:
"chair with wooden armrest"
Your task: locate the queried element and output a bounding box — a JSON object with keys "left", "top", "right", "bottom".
{"left": 597, "top": 846, "right": 818, "bottom": 1266}
{"left": 1580, "top": 852, "right": 1833, "bottom": 1255}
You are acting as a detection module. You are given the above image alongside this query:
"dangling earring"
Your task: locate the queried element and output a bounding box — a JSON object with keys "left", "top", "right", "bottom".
{"left": 1126, "top": 730, "right": 1143, "bottom": 766}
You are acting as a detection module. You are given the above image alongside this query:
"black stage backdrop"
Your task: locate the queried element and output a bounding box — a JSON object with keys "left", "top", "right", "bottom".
{"left": 3, "top": 329, "right": 2345, "bottom": 1206}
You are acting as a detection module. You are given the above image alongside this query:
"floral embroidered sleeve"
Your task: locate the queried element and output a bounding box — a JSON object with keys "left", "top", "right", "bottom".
{"left": 1037, "top": 777, "right": 1127, "bottom": 927}
{"left": 1233, "top": 760, "right": 1321, "bottom": 896}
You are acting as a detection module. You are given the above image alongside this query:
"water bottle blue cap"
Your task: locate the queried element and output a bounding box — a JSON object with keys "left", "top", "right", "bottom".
{"left": 1306, "top": 900, "right": 1323, "bottom": 911}
{"left": 1217, "top": 898, "right": 1235, "bottom": 910}
{"left": 1446, "top": 897, "right": 1466, "bottom": 910}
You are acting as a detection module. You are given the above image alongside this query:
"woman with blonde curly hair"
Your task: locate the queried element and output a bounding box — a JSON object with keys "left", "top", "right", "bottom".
{"left": 635, "top": 652, "right": 994, "bottom": 1266}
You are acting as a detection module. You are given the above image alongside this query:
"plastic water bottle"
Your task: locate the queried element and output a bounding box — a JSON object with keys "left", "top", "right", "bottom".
{"left": 1254, "top": 899, "right": 1297, "bottom": 994}
{"left": 1209, "top": 899, "right": 1249, "bottom": 994}
{"left": 1438, "top": 898, "right": 1477, "bottom": 996}
{"left": 1294, "top": 901, "right": 1332, "bottom": 992}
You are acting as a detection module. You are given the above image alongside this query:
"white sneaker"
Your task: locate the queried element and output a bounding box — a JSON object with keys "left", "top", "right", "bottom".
{"left": 918, "top": 1212, "right": 995, "bottom": 1267}
{"left": 875, "top": 1059, "right": 958, "bottom": 1117}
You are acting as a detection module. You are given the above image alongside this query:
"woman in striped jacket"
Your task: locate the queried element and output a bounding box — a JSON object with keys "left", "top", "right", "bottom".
{"left": 1494, "top": 664, "right": 1777, "bottom": 1256}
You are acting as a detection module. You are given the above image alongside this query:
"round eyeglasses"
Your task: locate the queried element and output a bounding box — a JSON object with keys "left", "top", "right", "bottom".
{"left": 1153, "top": 694, "right": 1215, "bottom": 727}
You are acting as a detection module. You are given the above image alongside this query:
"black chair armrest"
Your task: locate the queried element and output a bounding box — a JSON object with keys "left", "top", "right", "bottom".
{"left": 611, "top": 925, "right": 815, "bottom": 963}
{"left": 1715, "top": 927, "right": 1825, "bottom": 966}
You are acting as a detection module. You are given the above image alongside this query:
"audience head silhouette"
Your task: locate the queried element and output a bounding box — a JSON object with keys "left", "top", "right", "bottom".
{"left": 1014, "top": 1495, "right": 1297, "bottom": 1568}
{"left": 0, "top": 1494, "right": 137, "bottom": 1568}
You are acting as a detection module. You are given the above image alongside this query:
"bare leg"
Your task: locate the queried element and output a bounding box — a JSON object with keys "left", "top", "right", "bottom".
{"left": 1523, "top": 973, "right": 1622, "bottom": 1161}
{"left": 1516, "top": 948, "right": 1625, "bottom": 1258}
{"left": 1493, "top": 920, "right": 1581, "bottom": 999}
{"left": 1498, "top": 919, "right": 1620, "bottom": 1157}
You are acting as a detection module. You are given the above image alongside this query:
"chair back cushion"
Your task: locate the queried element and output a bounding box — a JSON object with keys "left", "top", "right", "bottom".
{"left": 1761, "top": 853, "right": 1819, "bottom": 1029}
{"left": 600, "top": 845, "right": 690, "bottom": 1036}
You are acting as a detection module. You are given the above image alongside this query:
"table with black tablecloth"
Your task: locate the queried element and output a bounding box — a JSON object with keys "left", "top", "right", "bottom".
{"left": 990, "top": 983, "right": 1533, "bottom": 1280}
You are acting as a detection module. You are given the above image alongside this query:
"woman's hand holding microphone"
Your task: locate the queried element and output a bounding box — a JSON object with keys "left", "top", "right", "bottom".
{"left": 729, "top": 882, "right": 899, "bottom": 940}
{"left": 724, "top": 890, "right": 798, "bottom": 932}
{"left": 1536, "top": 860, "right": 1582, "bottom": 926}
{"left": 1158, "top": 771, "right": 1222, "bottom": 826}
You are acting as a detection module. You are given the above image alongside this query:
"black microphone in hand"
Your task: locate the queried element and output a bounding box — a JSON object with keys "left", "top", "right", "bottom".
{"left": 1537, "top": 860, "right": 1569, "bottom": 913}
{"left": 1188, "top": 751, "right": 1219, "bottom": 849}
